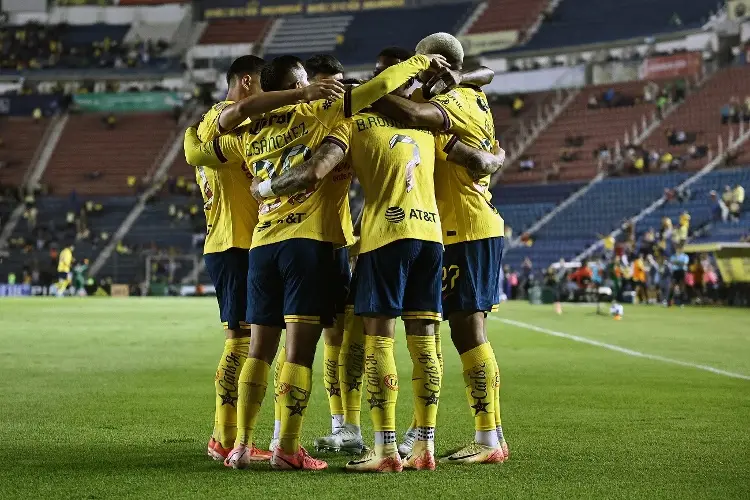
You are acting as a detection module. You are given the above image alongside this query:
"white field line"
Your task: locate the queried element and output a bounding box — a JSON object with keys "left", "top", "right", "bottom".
{"left": 489, "top": 316, "right": 750, "bottom": 381}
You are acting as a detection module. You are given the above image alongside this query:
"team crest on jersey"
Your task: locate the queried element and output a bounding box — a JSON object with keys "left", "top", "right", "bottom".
{"left": 384, "top": 206, "right": 405, "bottom": 223}
{"left": 383, "top": 374, "right": 398, "bottom": 390}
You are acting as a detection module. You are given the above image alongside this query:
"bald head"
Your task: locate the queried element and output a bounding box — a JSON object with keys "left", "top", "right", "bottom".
{"left": 415, "top": 32, "right": 464, "bottom": 69}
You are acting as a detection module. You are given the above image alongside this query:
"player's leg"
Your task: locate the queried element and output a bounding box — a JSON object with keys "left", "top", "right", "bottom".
{"left": 441, "top": 238, "right": 506, "bottom": 464}
{"left": 271, "top": 342, "right": 285, "bottom": 450}
{"left": 204, "top": 248, "right": 252, "bottom": 461}
{"left": 270, "top": 239, "right": 332, "bottom": 471}
{"left": 56, "top": 271, "right": 70, "bottom": 297}
{"left": 345, "top": 241, "right": 408, "bottom": 473}
{"left": 401, "top": 240, "right": 443, "bottom": 470}
{"left": 225, "top": 245, "right": 282, "bottom": 468}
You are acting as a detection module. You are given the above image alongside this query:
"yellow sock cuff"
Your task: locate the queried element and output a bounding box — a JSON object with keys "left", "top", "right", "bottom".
{"left": 365, "top": 335, "right": 395, "bottom": 350}
{"left": 225, "top": 337, "right": 250, "bottom": 348}
{"left": 282, "top": 362, "right": 312, "bottom": 383}
{"left": 406, "top": 335, "right": 435, "bottom": 355}
{"left": 460, "top": 342, "right": 494, "bottom": 368}
{"left": 243, "top": 358, "right": 270, "bottom": 385}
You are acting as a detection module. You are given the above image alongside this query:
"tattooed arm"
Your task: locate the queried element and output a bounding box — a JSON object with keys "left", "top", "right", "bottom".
{"left": 447, "top": 139, "right": 505, "bottom": 178}
{"left": 251, "top": 141, "right": 347, "bottom": 201}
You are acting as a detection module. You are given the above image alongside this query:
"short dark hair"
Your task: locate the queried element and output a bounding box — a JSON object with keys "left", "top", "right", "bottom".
{"left": 305, "top": 54, "right": 344, "bottom": 78}
{"left": 226, "top": 55, "right": 265, "bottom": 87}
{"left": 378, "top": 47, "right": 414, "bottom": 62}
{"left": 261, "top": 55, "right": 305, "bottom": 92}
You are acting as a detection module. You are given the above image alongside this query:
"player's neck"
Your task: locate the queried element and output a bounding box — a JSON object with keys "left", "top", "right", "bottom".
{"left": 227, "top": 87, "right": 251, "bottom": 102}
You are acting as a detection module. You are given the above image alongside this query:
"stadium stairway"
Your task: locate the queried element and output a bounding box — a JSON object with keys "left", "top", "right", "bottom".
{"left": 264, "top": 16, "right": 353, "bottom": 59}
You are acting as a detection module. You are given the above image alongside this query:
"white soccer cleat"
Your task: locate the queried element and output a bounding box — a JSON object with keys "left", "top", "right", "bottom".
{"left": 398, "top": 427, "right": 417, "bottom": 458}
{"left": 314, "top": 424, "right": 367, "bottom": 454}
{"left": 345, "top": 449, "right": 403, "bottom": 473}
{"left": 441, "top": 442, "right": 504, "bottom": 464}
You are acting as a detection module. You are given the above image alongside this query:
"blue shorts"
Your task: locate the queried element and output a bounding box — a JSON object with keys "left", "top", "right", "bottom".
{"left": 204, "top": 248, "right": 250, "bottom": 331}
{"left": 442, "top": 237, "right": 504, "bottom": 317}
{"left": 246, "top": 238, "right": 336, "bottom": 328}
{"left": 354, "top": 239, "right": 442, "bottom": 321}
{"left": 334, "top": 247, "right": 352, "bottom": 315}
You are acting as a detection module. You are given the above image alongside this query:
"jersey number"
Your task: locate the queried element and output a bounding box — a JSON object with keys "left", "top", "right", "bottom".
{"left": 442, "top": 265, "right": 460, "bottom": 292}
{"left": 389, "top": 134, "right": 421, "bottom": 193}
{"left": 250, "top": 144, "right": 312, "bottom": 181}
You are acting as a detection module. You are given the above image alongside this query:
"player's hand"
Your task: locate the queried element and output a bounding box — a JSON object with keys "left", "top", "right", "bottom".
{"left": 493, "top": 140, "right": 506, "bottom": 166}
{"left": 249, "top": 176, "right": 264, "bottom": 203}
{"left": 302, "top": 79, "right": 346, "bottom": 102}
{"left": 422, "top": 68, "right": 460, "bottom": 100}
{"left": 424, "top": 54, "right": 450, "bottom": 71}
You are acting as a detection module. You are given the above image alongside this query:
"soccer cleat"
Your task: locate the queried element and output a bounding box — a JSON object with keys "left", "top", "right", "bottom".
{"left": 440, "top": 442, "right": 504, "bottom": 464}
{"left": 314, "top": 424, "right": 368, "bottom": 454}
{"left": 270, "top": 446, "right": 328, "bottom": 471}
{"left": 402, "top": 448, "right": 436, "bottom": 471}
{"left": 397, "top": 427, "right": 417, "bottom": 458}
{"left": 345, "top": 449, "right": 403, "bottom": 473}
{"left": 207, "top": 437, "right": 232, "bottom": 461}
{"left": 223, "top": 444, "right": 273, "bottom": 469}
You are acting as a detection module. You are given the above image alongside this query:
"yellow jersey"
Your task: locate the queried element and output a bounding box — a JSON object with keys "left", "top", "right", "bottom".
{"left": 58, "top": 247, "right": 73, "bottom": 273}
{"left": 184, "top": 55, "right": 432, "bottom": 250}
{"left": 195, "top": 100, "right": 258, "bottom": 254}
{"left": 333, "top": 158, "right": 356, "bottom": 247}
{"left": 428, "top": 85, "right": 504, "bottom": 245}
{"left": 327, "top": 110, "right": 443, "bottom": 254}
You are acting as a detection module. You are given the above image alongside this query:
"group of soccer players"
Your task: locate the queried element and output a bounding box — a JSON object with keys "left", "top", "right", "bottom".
{"left": 183, "top": 32, "right": 508, "bottom": 472}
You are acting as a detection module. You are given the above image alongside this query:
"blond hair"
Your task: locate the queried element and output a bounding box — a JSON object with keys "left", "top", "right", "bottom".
{"left": 415, "top": 32, "right": 464, "bottom": 68}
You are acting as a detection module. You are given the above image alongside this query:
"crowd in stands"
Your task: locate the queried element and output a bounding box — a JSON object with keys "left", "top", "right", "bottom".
{"left": 720, "top": 96, "right": 750, "bottom": 124}
{"left": 0, "top": 22, "right": 170, "bottom": 71}
{"left": 710, "top": 183, "right": 745, "bottom": 223}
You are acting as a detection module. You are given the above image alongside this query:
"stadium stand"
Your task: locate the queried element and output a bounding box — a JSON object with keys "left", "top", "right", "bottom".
{"left": 198, "top": 18, "right": 272, "bottom": 45}
{"left": 508, "top": 0, "right": 719, "bottom": 52}
{"left": 43, "top": 113, "right": 179, "bottom": 196}
{"left": 503, "top": 172, "right": 693, "bottom": 269}
{"left": 648, "top": 65, "right": 750, "bottom": 170}
{"left": 0, "top": 117, "right": 49, "bottom": 188}
{"left": 265, "top": 16, "right": 353, "bottom": 58}
{"left": 467, "top": 0, "right": 547, "bottom": 34}
{"left": 500, "top": 80, "right": 668, "bottom": 184}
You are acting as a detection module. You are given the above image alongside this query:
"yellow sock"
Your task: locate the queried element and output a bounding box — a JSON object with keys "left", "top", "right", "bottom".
{"left": 213, "top": 337, "right": 249, "bottom": 448}
{"left": 278, "top": 362, "right": 312, "bottom": 454}
{"left": 273, "top": 346, "right": 286, "bottom": 431}
{"left": 323, "top": 343, "right": 343, "bottom": 423}
{"left": 460, "top": 343, "right": 497, "bottom": 433}
{"left": 407, "top": 335, "right": 440, "bottom": 429}
{"left": 340, "top": 308, "right": 364, "bottom": 427}
{"left": 488, "top": 347, "right": 502, "bottom": 431}
{"left": 364, "top": 335, "right": 398, "bottom": 455}
{"left": 235, "top": 357, "right": 270, "bottom": 447}
{"left": 407, "top": 323, "right": 441, "bottom": 431}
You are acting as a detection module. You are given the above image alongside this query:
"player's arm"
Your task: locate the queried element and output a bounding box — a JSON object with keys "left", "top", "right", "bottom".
{"left": 444, "top": 138, "right": 506, "bottom": 177}
{"left": 372, "top": 93, "right": 447, "bottom": 130}
{"left": 326, "top": 55, "right": 447, "bottom": 123}
{"left": 183, "top": 124, "right": 244, "bottom": 166}
{"left": 217, "top": 80, "right": 345, "bottom": 132}
{"left": 422, "top": 67, "right": 495, "bottom": 99}
{"left": 251, "top": 141, "right": 347, "bottom": 200}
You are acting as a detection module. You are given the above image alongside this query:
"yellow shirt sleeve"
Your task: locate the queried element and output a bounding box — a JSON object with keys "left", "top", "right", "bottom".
{"left": 183, "top": 126, "right": 245, "bottom": 166}
{"left": 198, "top": 101, "right": 234, "bottom": 140}
{"left": 434, "top": 133, "right": 458, "bottom": 161}
{"left": 324, "top": 120, "right": 352, "bottom": 154}
{"left": 311, "top": 55, "right": 431, "bottom": 129}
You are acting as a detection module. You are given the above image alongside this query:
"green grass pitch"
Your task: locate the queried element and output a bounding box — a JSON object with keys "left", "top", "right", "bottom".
{"left": 0, "top": 298, "right": 748, "bottom": 499}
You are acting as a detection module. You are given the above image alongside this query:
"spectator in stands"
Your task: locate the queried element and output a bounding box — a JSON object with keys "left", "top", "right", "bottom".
{"left": 641, "top": 228, "right": 657, "bottom": 255}
{"left": 732, "top": 183, "right": 745, "bottom": 219}
{"left": 643, "top": 81, "right": 659, "bottom": 103}
{"left": 687, "top": 144, "right": 709, "bottom": 160}
{"left": 519, "top": 156, "right": 535, "bottom": 171}
{"left": 675, "top": 212, "right": 690, "bottom": 246}
{"left": 710, "top": 190, "right": 729, "bottom": 222}
{"left": 32, "top": 107, "right": 42, "bottom": 123}
{"left": 656, "top": 93, "right": 668, "bottom": 118}
{"left": 674, "top": 78, "right": 687, "bottom": 102}
{"left": 546, "top": 162, "right": 561, "bottom": 182}
{"left": 667, "top": 129, "right": 688, "bottom": 146}
{"left": 104, "top": 114, "right": 116, "bottom": 130}
{"left": 512, "top": 95, "right": 524, "bottom": 117}
{"left": 564, "top": 133, "right": 584, "bottom": 147}
{"left": 588, "top": 94, "right": 599, "bottom": 109}
{"left": 743, "top": 96, "right": 750, "bottom": 122}
{"left": 559, "top": 147, "right": 577, "bottom": 162}
{"left": 602, "top": 88, "right": 616, "bottom": 107}
{"left": 660, "top": 151, "right": 674, "bottom": 170}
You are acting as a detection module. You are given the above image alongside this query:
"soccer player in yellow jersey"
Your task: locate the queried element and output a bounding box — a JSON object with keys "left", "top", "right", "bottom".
{"left": 195, "top": 55, "right": 345, "bottom": 463}
{"left": 251, "top": 49, "right": 504, "bottom": 472}
{"left": 374, "top": 33, "right": 509, "bottom": 464}
{"left": 304, "top": 54, "right": 358, "bottom": 445}
{"left": 184, "top": 52, "right": 449, "bottom": 471}
{"left": 56, "top": 244, "right": 74, "bottom": 297}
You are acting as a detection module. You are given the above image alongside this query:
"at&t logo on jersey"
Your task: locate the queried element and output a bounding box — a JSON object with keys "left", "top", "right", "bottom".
{"left": 385, "top": 206, "right": 406, "bottom": 223}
